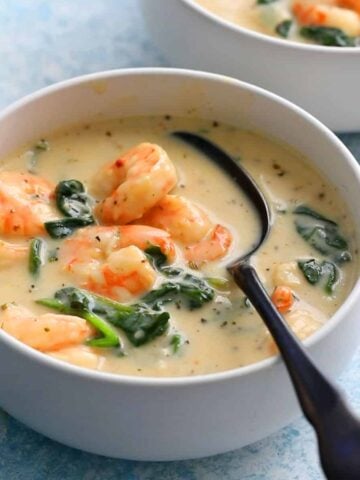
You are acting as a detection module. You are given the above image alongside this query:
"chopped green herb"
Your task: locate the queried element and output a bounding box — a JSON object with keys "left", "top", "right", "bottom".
{"left": 275, "top": 19, "right": 292, "bottom": 38}
{"left": 35, "top": 139, "right": 50, "bottom": 151}
{"left": 170, "top": 334, "right": 183, "bottom": 354}
{"left": 29, "top": 238, "right": 47, "bottom": 277}
{"left": 300, "top": 26, "right": 355, "bottom": 47}
{"left": 257, "top": 0, "right": 278, "bottom": 4}
{"left": 205, "top": 276, "right": 230, "bottom": 290}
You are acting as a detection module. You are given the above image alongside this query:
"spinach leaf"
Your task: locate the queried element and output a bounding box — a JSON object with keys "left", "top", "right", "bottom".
{"left": 29, "top": 238, "right": 47, "bottom": 277}
{"left": 44, "top": 216, "right": 94, "bottom": 239}
{"left": 257, "top": 0, "right": 278, "bottom": 4}
{"left": 38, "top": 289, "right": 120, "bottom": 348}
{"left": 322, "top": 261, "right": 339, "bottom": 294}
{"left": 298, "top": 259, "right": 322, "bottom": 284}
{"left": 142, "top": 274, "right": 214, "bottom": 310}
{"left": 145, "top": 245, "right": 168, "bottom": 270}
{"left": 294, "top": 205, "right": 350, "bottom": 259}
{"left": 180, "top": 273, "right": 215, "bottom": 309}
{"left": 294, "top": 205, "right": 337, "bottom": 225}
{"left": 55, "top": 180, "right": 93, "bottom": 219}
{"left": 46, "top": 179, "right": 95, "bottom": 239}
{"left": 144, "top": 245, "right": 215, "bottom": 309}
{"left": 300, "top": 26, "right": 355, "bottom": 47}
{"left": 38, "top": 287, "right": 170, "bottom": 347}
{"left": 298, "top": 258, "right": 339, "bottom": 294}
{"left": 275, "top": 19, "right": 292, "bottom": 38}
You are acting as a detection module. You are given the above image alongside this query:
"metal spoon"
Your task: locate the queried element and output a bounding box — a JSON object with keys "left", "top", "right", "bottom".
{"left": 173, "top": 131, "right": 360, "bottom": 480}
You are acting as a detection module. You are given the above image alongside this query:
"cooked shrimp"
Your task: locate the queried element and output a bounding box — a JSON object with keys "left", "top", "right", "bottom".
{"left": 0, "top": 240, "right": 28, "bottom": 267}
{"left": 59, "top": 225, "right": 176, "bottom": 300}
{"left": 48, "top": 346, "right": 104, "bottom": 370}
{"left": 338, "top": 0, "right": 360, "bottom": 14}
{"left": 140, "top": 195, "right": 232, "bottom": 264}
{"left": 272, "top": 262, "right": 302, "bottom": 288}
{"left": 271, "top": 285, "right": 294, "bottom": 314}
{"left": 94, "top": 143, "right": 177, "bottom": 225}
{"left": 292, "top": 0, "right": 360, "bottom": 36}
{"left": 0, "top": 303, "right": 93, "bottom": 352}
{"left": 0, "top": 171, "right": 57, "bottom": 237}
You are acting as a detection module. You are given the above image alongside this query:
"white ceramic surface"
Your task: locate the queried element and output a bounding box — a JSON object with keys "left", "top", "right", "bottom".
{"left": 139, "top": 0, "right": 360, "bottom": 132}
{"left": 0, "top": 69, "right": 359, "bottom": 461}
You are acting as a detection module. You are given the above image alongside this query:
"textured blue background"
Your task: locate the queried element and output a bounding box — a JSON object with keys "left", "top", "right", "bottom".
{"left": 0, "top": 1, "right": 359, "bottom": 478}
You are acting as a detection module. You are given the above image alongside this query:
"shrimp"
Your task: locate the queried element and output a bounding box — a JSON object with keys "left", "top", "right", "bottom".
{"left": 94, "top": 143, "right": 177, "bottom": 225}
{"left": 0, "top": 303, "right": 93, "bottom": 352}
{"left": 139, "top": 195, "right": 232, "bottom": 264}
{"left": 272, "top": 262, "right": 302, "bottom": 288}
{"left": 271, "top": 285, "right": 294, "bottom": 314}
{"left": 338, "top": 0, "right": 360, "bottom": 14}
{"left": 59, "top": 225, "right": 176, "bottom": 300}
{"left": 292, "top": 0, "right": 360, "bottom": 36}
{"left": 48, "top": 346, "right": 104, "bottom": 370}
{"left": 0, "top": 240, "right": 28, "bottom": 267}
{"left": 0, "top": 171, "right": 57, "bottom": 237}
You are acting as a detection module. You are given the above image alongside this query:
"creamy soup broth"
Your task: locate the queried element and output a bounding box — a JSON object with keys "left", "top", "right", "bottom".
{"left": 0, "top": 116, "right": 357, "bottom": 376}
{"left": 195, "top": 0, "right": 360, "bottom": 46}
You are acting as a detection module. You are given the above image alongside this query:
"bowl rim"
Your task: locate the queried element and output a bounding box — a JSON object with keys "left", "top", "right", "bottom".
{"left": 181, "top": 0, "right": 360, "bottom": 54}
{"left": 0, "top": 67, "right": 359, "bottom": 387}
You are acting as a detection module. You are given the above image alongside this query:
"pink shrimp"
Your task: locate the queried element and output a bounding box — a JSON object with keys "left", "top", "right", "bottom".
{"left": 0, "top": 303, "right": 93, "bottom": 352}
{"left": 94, "top": 143, "right": 177, "bottom": 225}
{"left": 59, "top": 225, "right": 177, "bottom": 300}
{"left": 139, "top": 195, "right": 233, "bottom": 264}
{"left": 0, "top": 171, "right": 57, "bottom": 236}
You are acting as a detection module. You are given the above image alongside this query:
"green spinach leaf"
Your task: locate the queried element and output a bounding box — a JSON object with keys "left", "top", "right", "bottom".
{"left": 300, "top": 26, "right": 355, "bottom": 47}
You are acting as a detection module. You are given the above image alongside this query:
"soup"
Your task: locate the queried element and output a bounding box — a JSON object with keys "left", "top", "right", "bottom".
{"left": 195, "top": 0, "right": 360, "bottom": 46}
{"left": 0, "top": 116, "right": 357, "bottom": 377}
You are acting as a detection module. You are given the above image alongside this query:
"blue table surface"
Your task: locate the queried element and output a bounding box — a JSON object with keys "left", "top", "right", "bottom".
{"left": 0, "top": 1, "right": 359, "bottom": 478}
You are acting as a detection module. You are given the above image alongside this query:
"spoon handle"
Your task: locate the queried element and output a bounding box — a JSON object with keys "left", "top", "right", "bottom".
{"left": 230, "top": 261, "right": 360, "bottom": 479}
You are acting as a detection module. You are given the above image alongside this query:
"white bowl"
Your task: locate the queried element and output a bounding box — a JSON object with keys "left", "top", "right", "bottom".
{"left": 139, "top": 0, "right": 360, "bottom": 132}
{"left": 0, "top": 69, "right": 359, "bottom": 461}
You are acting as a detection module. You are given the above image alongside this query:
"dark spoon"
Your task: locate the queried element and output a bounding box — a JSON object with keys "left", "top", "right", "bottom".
{"left": 173, "top": 131, "right": 360, "bottom": 480}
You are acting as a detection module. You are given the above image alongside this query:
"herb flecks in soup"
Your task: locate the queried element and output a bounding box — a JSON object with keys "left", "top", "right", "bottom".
{"left": 0, "top": 116, "right": 357, "bottom": 377}
{"left": 195, "top": 0, "right": 360, "bottom": 46}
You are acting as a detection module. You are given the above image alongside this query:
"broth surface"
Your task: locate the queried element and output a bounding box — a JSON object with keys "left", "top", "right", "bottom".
{"left": 0, "top": 116, "right": 357, "bottom": 376}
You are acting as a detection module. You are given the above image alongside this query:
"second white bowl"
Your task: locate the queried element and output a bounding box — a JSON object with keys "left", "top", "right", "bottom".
{"left": 140, "top": 0, "right": 360, "bottom": 132}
